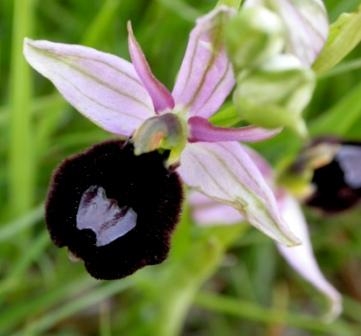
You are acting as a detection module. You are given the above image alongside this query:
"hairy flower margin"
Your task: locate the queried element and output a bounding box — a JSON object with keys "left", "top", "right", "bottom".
{"left": 23, "top": 1, "right": 341, "bottom": 319}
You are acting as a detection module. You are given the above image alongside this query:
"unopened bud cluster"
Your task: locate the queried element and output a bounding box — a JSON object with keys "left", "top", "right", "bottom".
{"left": 225, "top": 5, "right": 317, "bottom": 137}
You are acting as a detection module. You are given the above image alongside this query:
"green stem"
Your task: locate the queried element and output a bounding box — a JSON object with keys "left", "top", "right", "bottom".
{"left": 154, "top": 239, "right": 224, "bottom": 336}
{"left": 136, "top": 222, "right": 246, "bottom": 336}
{"left": 82, "top": 0, "right": 123, "bottom": 46}
{"left": 9, "top": 0, "right": 36, "bottom": 216}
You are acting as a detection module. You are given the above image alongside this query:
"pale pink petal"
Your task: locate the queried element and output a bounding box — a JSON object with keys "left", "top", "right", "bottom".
{"left": 188, "top": 116, "right": 281, "bottom": 143}
{"left": 172, "top": 6, "right": 236, "bottom": 118}
{"left": 243, "top": 146, "right": 274, "bottom": 182}
{"left": 277, "top": 195, "right": 342, "bottom": 320}
{"left": 24, "top": 38, "right": 154, "bottom": 136}
{"left": 127, "top": 23, "right": 175, "bottom": 113}
{"left": 189, "top": 191, "right": 244, "bottom": 225}
{"left": 244, "top": 0, "right": 329, "bottom": 65}
{"left": 177, "top": 142, "right": 300, "bottom": 246}
{"left": 273, "top": 0, "right": 328, "bottom": 66}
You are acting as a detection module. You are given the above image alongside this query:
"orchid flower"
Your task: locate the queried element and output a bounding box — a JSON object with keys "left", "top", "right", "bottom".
{"left": 24, "top": 3, "right": 301, "bottom": 262}
{"left": 190, "top": 147, "right": 342, "bottom": 321}
{"left": 286, "top": 137, "right": 361, "bottom": 213}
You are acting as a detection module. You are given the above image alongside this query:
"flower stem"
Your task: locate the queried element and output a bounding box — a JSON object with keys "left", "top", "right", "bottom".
{"left": 8, "top": 0, "right": 36, "bottom": 216}
{"left": 82, "top": 0, "right": 122, "bottom": 46}
{"left": 135, "top": 217, "right": 246, "bottom": 336}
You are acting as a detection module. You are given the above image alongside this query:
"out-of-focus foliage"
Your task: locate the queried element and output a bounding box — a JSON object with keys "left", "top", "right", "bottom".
{"left": 1, "top": 0, "right": 361, "bottom": 335}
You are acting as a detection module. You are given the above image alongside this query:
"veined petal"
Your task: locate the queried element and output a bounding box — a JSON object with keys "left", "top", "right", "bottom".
{"left": 189, "top": 148, "right": 274, "bottom": 226}
{"left": 172, "top": 6, "right": 236, "bottom": 118}
{"left": 273, "top": 0, "right": 328, "bottom": 65}
{"left": 24, "top": 38, "right": 154, "bottom": 136}
{"left": 277, "top": 195, "right": 342, "bottom": 321}
{"left": 188, "top": 116, "right": 281, "bottom": 143}
{"left": 177, "top": 142, "right": 300, "bottom": 246}
{"left": 127, "top": 22, "right": 175, "bottom": 113}
{"left": 190, "top": 189, "right": 342, "bottom": 320}
{"left": 243, "top": 146, "right": 274, "bottom": 182}
{"left": 244, "top": 0, "right": 329, "bottom": 65}
{"left": 189, "top": 191, "right": 244, "bottom": 225}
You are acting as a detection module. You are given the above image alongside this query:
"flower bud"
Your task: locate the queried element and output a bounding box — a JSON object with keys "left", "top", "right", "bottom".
{"left": 243, "top": 0, "right": 329, "bottom": 66}
{"left": 225, "top": 6, "right": 285, "bottom": 71}
{"left": 233, "top": 54, "right": 315, "bottom": 137}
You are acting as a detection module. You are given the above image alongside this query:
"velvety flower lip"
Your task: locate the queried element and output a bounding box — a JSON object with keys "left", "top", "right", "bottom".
{"left": 46, "top": 140, "right": 183, "bottom": 280}
{"left": 24, "top": 5, "right": 300, "bottom": 247}
{"left": 296, "top": 138, "right": 361, "bottom": 213}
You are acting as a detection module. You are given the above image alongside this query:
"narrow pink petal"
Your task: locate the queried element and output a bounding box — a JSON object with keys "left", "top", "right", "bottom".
{"left": 277, "top": 195, "right": 342, "bottom": 320}
{"left": 188, "top": 116, "right": 281, "bottom": 143}
{"left": 24, "top": 39, "right": 154, "bottom": 136}
{"left": 177, "top": 142, "right": 300, "bottom": 246}
{"left": 189, "top": 192, "right": 244, "bottom": 225}
{"left": 172, "top": 6, "right": 236, "bottom": 118}
{"left": 127, "top": 22, "right": 175, "bottom": 113}
{"left": 244, "top": 0, "right": 329, "bottom": 65}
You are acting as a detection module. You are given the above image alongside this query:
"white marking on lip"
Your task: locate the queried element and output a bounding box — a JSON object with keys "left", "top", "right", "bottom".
{"left": 76, "top": 185, "right": 137, "bottom": 247}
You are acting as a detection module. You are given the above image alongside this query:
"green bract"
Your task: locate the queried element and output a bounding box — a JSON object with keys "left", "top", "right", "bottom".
{"left": 233, "top": 54, "right": 315, "bottom": 137}
{"left": 225, "top": 0, "right": 330, "bottom": 137}
{"left": 225, "top": 6, "right": 284, "bottom": 71}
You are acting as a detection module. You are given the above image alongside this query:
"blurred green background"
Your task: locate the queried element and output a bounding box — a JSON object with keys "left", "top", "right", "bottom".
{"left": 1, "top": 0, "right": 361, "bottom": 335}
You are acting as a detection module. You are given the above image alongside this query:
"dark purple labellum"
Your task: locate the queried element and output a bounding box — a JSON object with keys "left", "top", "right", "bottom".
{"left": 45, "top": 140, "right": 183, "bottom": 280}
{"left": 305, "top": 138, "right": 361, "bottom": 213}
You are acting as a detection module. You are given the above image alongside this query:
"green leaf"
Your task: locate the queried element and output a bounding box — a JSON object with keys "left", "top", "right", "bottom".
{"left": 195, "top": 292, "right": 353, "bottom": 335}
{"left": 210, "top": 103, "right": 242, "bottom": 127}
{"left": 0, "top": 204, "right": 43, "bottom": 242}
{"left": 130, "top": 212, "right": 247, "bottom": 336}
{"left": 217, "top": 0, "right": 242, "bottom": 9}
{"left": 0, "top": 232, "right": 49, "bottom": 297}
{"left": 15, "top": 280, "right": 133, "bottom": 335}
{"left": 0, "top": 277, "right": 95, "bottom": 333}
{"left": 313, "top": 5, "right": 361, "bottom": 74}
{"left": 310, "top": 80, "right": 361, "bottom": 136}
